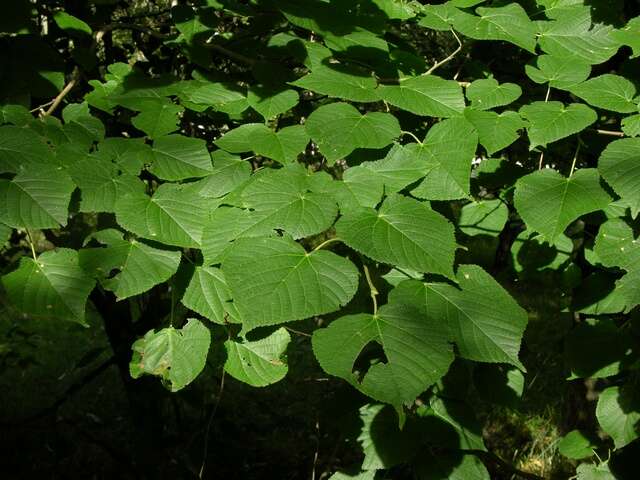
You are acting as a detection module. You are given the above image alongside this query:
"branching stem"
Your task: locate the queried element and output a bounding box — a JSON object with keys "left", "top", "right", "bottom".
{"left": 425, "top": 29, "right": 462, "bottom": 75}
{"left": 25, "top": 229, "right": 37, "bottom": 261}
{"left": 401, "top": 130, "right": 422, "bottom": 145}
{"left": 41, "top": 67, "right": 80, "bottom": 118}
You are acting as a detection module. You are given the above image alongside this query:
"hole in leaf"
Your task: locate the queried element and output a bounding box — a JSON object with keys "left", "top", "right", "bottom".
{"left": 352, "top": 340, "right": 387, "bottom": 383}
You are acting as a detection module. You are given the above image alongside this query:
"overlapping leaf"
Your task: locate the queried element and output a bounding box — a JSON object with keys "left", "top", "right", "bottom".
{"left": 305, "top": 102, "right": 400, "bottom": 163}
{"left": 312, "top": 302, "right": 454, "bottom": 406}
{"left": 389, "top": 265, "right": 528, "bottom": 368}
{"left": 336, "top": 194, "right": 456, "bottom": 278}
{"left": 79, "top": 229, "right": 181, "bottom": 300}
{"left": 1, "top": 248, "right": 95, "bottom": 325}
{"left": 598, "top": 138, "right": 640, "bottom": 217}
{"left": 222, "top": 236, "right": 359, "bottom": 332}
{"left": 514, "top": 169, "right": 611, "bottom": 242}
{"left": 130, "top": 318, "right": 211, "bottom": 392}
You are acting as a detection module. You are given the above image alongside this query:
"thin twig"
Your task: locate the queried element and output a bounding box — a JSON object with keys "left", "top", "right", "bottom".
{"left": 544, "top": 84, "right": 551, "bottom": 102}
{"left": 425, "top": 29, "right": 462, "bottom": 75}
{"left": 199, "top": 366, "right": 226, "bottom": 478}
{"left": 41, "top": 67, "right": 80, "bottom": 118}
{"left": 202, "top": 41, "right": 256, "bottom": 66}
{"left": 25, "top": 229, "right": 37, "bottom": 261}
{"left": 593, "top": 129, "right": 625, "bottom": 137}
{"left": 569, "top": 140, "right": 581, "bottom": 177}
{"left": 311, "top": 417, "right": 320, "bottom": 480}
{"left": 30, "top": 99, "right": 54, "bottom": 113}
{"left": 362, "top": 263, "right": 378, "bottom": 316}
{"left": 312, "top": 237, "right": 342, "bottom": 253}
{"left": 537, "top": 151, "right": 545, "bottom": 170}
{"left": 400, "top": 130, "right": 423, "bottom": 145}
{"left": 285, "top": 326, "right": 312, "bottom": 338}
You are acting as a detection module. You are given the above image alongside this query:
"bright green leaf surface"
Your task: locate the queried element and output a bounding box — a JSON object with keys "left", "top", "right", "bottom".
{"left": 222, "top": 236, "right": 359, "bottom": 332}
{"left": 378, "top": 75, "right": 465, "bottom": 118}
{"left": 0, "top": 167, "right": 74, "bottom": 229}
{"left": 514, "top": 168, "right": 611, "bottom": 242}
{"left": 570, "top": 74, "right": 638, "bottom": 113}
{"left": 1, "top": 249, "right": 95, "bottom": 325}
{"left": 305, "top": 102, "right": 400, "bottom": 163}
{"left": 519, "top": 101, "right": 597, "bottom": 149}
{"left": 466, "top": 78, "right": 522, "bottom": 110}
{"left": 224, "top": 328, "right": 290, "bottom": 387}
{"left": 336, "top": 194, "right": 456, "bottom": 278}
{"left": 312, "top": 302, "right": 454, "bottom": 405}
{"left": 598, "top": 138, "right": 640, "bottom": 217}
{"left": 389, "top": 265, "right": 528, "bottom": 368}
{"left": 130, "top": 318, "right": 211, "bottom": 392}
{"left": 79, "top": 229, "right": 181, "bottom": 300}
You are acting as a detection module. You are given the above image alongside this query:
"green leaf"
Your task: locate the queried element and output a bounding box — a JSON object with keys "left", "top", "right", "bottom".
{"left": 189, "top": 151, "right": 251, "bottom": 198}
{"left": 150, "top": 134, "right": 213, "bottom": 180}
{"left": 409, "top": 117, "right": 478, "bottom": 200}
{"left": 312, "top": 303, "right": 454, "bottom": 405}
{"left": 215, "top": 123, "right": 309, "bottom": 164}
{"left": 336, "top": 194, "right": 456, "bottom": 278}
{"left": 598, "top": 138, "right": 640, "bottom": 217}
{"left": 222, "top": 236, "right": 359, "bottom": 332}
{"left": 610, "top": 16, "right": 640, "bottom": 58}
{"left": 53, "top": 11, "right": 92, "bottom": 36}
{"left": 514, "top": 169, "right": 611, "bottom": 242}
{"left": 464, "top": 109, "right": 525, "bottom": 156}
{"left": 1, "top": 248, "right": 95, "bottom": 325}
{"left": 570, "top": 74, "right": 638, "bottom": 113}
{"left": 94, "top": 137, "right": 153, "bottom": 175}
{"left": 593, "top": 219, "right": 640, "bottom": 308}
{"left": 247, "top": 86, "right": 299, "bottom": 120}
{"left": 329, "top": 165, "right": 385, "bottom": 214}
{"left": 557, "top": 430, "right": 595, "bottom": 459}
{"left": 377, "top": 75, "right": 465, "bottom": 118}
{"left": 565, "top": 319, "right": 632, "bottom": 379}
{"left": 177, "top": 81, "right": 248, "bottom": 114}
{"left": 419, "top": 396, "right": 486, "bottom": 450}
{"left": 525, "top": 54, "right": 591, "bottom": 90}
{"left": 130, "top": 318, "right": 211, "bottom": 392}
{"left": 358, "top": 404, "right": 419, "bottom": 470}
{"left": 389, "top": 264, "right": 528, "bottom": 368}
{"left": 290, "top": 65, "right": 380, "bottom": 103}
{"left": 0, "top": 167, "right": 74, "bottom": 229}
{"left": 181, "top": 266, "right": 238, "bottom": 324}
{"left": 572, "top": 273, "right": 627, "bottom": 316}
{"left": 596, "top": 385, "right": 640, "bottom": 449}
{"left": 115, "top": 183, "right": 211, "bottom": 248}
{"left": 0, "top": 125, "right": 53, "bottom": 173}
{"left": 238, "top": 164, "right": 338, "bottom": 238}
{"left": 511, "top": 229, "right": 572, "bottom": 273}
{"left": 70, "top": 155, "right": 145, "bottom": 213}
{"left": 576, "top": 462, "right": 615, "bottom": 480}
{"left": 458, "top": 199, "right": 508, "bottom": 237}
{"left": 537, "top": 8, "right": 620, "bottom": 64}
{"left": 201, "top": 207, "right": 276, "bottom": 265}
{"left": 451, "top": 3, "right": 537, "bottom": 52}
{"left": 519, "top": 101, "right": 597, "bottom": 150}
{"left": 79, "top": 229, "right": 181, "bottom": 300}
{"left": 224, "top": 327, "right": 291, "bottom": 387}
{"left": 474, "top": 364, "right": 524, "bottom": 408}
{"left": 622, "top": 114, "right": 640, "bottom": 137}
{"left": 305, "top": 102, "right": 400, "bottom": 164}
{"left": 131, "top": 101, "right": 183, "bottom": 138}
{"left": 466, "top": 78, "right": 522, "bottom": 110}
{"left": 0, "top": 222, "right": 10, "bottom": 245}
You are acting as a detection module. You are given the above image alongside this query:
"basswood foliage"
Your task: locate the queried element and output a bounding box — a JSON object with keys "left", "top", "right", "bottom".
{"left": 2, "top": 0, "right": 640, "bottom": 477}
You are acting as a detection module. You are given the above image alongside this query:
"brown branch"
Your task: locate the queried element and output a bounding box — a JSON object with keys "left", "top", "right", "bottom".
{"left": 97, "top": 22, "right": 175, "bottom": 40}
{"left": 593, "top": 128, "right": 625, "bottom": 137}
{"left": 41, "top": 67, "right": 81, "bottom": 118}
{"left": 201, "top": 41, "right": 256, "bottom": 66}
